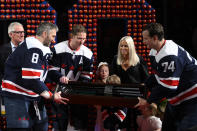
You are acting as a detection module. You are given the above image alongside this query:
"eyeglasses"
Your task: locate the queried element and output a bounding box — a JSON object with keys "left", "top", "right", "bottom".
{"left": 12, "top": 31, "right": 25, "bottom": 34}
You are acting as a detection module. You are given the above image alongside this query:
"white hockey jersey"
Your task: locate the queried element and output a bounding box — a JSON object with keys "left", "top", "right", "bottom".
{"left": 48, "top": 40, "right": 93, "bottom": 82}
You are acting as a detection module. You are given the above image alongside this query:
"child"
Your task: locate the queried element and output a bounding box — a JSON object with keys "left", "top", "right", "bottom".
{"left": 106, "top": 74, "right": 121, "bottom": 84}
{"left": 136, "top": 103, "right": 162, "bottom": 131}
{"left": 102, "top": 74, "right": 127, "bottom": 131}
{"left": 95, "top": 62, "right": 110, "bottom": 83}
{"left": 94, "top": 62, "right": 110, "bottom": 131}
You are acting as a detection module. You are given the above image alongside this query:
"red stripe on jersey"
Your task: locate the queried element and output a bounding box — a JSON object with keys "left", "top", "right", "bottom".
{"left": 70, "top": 66, "right": 74, "bottom": 70}
{"left": 49, "top": 91, "right": 53, "bottom": 98}
{"left": 169, "top": 87, "right": 197, "bottom": 105}
{"left": 22, "top": 70, "right": 41, "bottom": 77}
{"left": 160, "top": 97, "right": 167, "bottom": 103}
{"left": 61, "top": 64, "right": 67, "bottom": 68}
{"left": 81, "top": 72, "right": 93, "bottom": 78}
{"left": 42, "top": 65, "right": 45, "bottom": 69}
{"left": 2, "top": 82, "right": 37, "bottom": 95}
{"left": 48, "top": 65, "right": 53, "bottom": 69}
{"left": 160, "top": 79, "right": 179, "bottom": 86}
{"left": 46, "top": 83, "right": 57, "bottom": 91}
{"left": 115, "top": 110, "right": 126, "bottom": 121}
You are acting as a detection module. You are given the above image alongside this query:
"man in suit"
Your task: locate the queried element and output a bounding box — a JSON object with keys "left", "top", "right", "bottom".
{"left": 0, "top": 22, "right": 24, "bottom": 116}
{"left": 0, "top": 22, "right": 25, "bottom": 84}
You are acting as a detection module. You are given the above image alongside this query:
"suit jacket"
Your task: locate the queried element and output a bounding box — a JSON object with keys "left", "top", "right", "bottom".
{"left": 0, "top": 43, "right": 12, "bottom": 84}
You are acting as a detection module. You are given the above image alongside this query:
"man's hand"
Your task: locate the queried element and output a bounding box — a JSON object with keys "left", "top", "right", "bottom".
{"left": 59, "top": 76, "right": 69, "bottom": 84}
{"left": 134, "top": 97, "right": 148, "bottom": 108}
{"left": 53, "top": 91, "right": 69, "bottom": 104}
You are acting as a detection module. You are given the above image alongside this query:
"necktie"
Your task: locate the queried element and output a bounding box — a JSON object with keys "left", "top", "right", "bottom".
{"left": 12, "top": 47, "right": 16, "bottom": 52}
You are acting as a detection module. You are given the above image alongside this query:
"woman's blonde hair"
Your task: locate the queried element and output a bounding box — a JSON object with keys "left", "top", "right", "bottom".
{"left": 117, "top": 36, "right": 139, "bottom": 66}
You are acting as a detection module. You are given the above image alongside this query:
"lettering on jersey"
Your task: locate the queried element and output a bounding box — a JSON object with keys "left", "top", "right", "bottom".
{"left": 45, "top": 53, "right": 52, "bottom": 60}
{"left": 41, "top": 70, "right": 48, "bottom": 82}
{"left": 61, "top": 68, "right": 65, "bottom": 76}
{"left": 74, "top": 71, "right": 81, "bottom": 81}
{"left": 161, "top": 61, "right": 175, "bottom": 72}
{"left": 79, "top": 56, "right": 83, "bottom": 65}
{"left": 194, "top": 58, "right": 197, "bottom": 65}
{"left": 188, "top": 54, "right": 197, "bottom": 65}
{"left": 179, "top": 45, "right": 197, "bottom": 65}
{"left": 67, "top": 70, "right": 74, "bottom": 80}
{"left": 66, "top": 70, "right": 81, "bottom": 81}
{"left": 187, "top": 53, "right": 197, "bottom": 65}
{"left": 32, "top": 53, "right": 39, "bottom": 63}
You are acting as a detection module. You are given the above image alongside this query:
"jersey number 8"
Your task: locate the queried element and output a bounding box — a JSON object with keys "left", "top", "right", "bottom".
{"left": 32, "top": 53, "right": 39, "bottom": 64}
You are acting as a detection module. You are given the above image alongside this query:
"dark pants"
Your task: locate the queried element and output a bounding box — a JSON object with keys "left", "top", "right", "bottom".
{"left": 48, "top": 103, "right": 88, "bottom": 130}
{"left": 49, "top": 103, "right": 69, "bottom": 131}
{"left": 120, "top": 108, "right": 138, "bottom": 131}
{"left": 70, "top": 104, "right": 88, "bottom": 129}
{"left": 6, "top": 129, "right": 31, "bottom": 131}
{"left": 4, "top": 96, "right": 48, "bottom": 131}
{"left": 162, "top": 100, "right": 197, "bottom": 131}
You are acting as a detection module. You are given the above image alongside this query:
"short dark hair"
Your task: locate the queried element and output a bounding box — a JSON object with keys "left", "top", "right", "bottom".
{"left": 36, "top": 22, "right": 58, "bottom": 36}
{"left": 71, "top": 24, "right": 87, "bottom": 36}
{"left": 143, "top": 23, "right": 164, "bottom": 41}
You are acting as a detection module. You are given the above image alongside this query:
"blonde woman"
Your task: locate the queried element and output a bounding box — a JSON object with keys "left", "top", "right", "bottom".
{"left": 111, "top": 36, "right": 149, "bottom": 130}
{"left": 111, "top": 36, "right": 149, "bottom": 84}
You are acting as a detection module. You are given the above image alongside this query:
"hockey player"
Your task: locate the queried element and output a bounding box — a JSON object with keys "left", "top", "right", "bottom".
{"left": 135, "top": 23, "right": 197, "bottom": 131}
{"left": 1, "top": 22, "right": 69, "bottom": 131}
{"left": 47, "top": 24, "right": 93, "bottom": 131}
